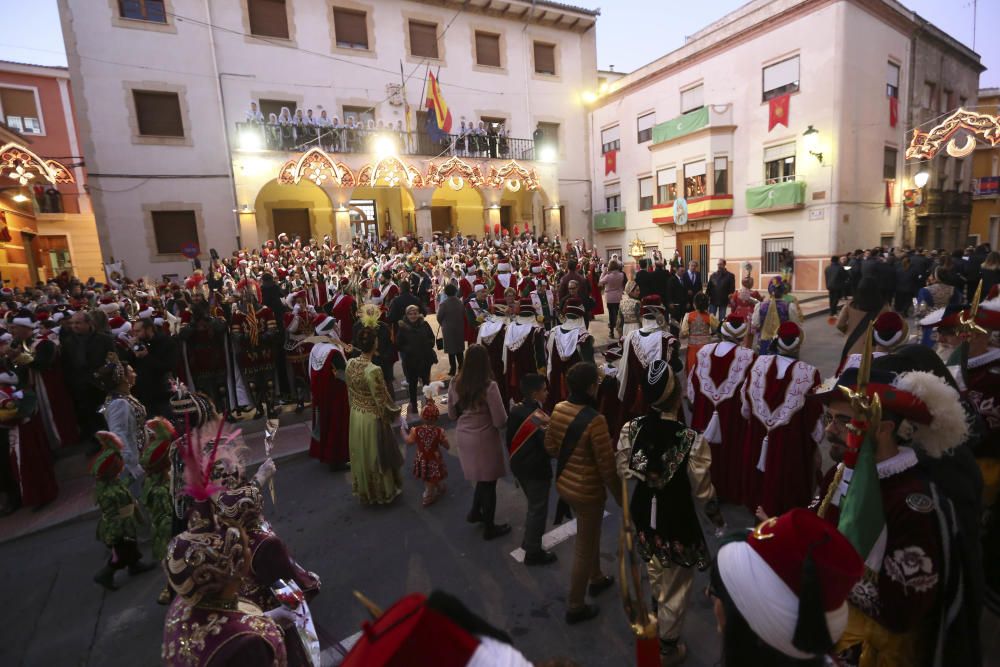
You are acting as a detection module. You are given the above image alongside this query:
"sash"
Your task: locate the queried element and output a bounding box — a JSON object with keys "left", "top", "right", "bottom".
{"left": 509, "top": 409, "right": 546, "bottom": 460}
{"left": 556, "top": 405, "right": 598, "bottom": 477}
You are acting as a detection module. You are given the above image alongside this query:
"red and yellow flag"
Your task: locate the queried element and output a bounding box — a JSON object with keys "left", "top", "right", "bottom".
{"left": 425, "top": 71, "right": 453, "bottom": 134}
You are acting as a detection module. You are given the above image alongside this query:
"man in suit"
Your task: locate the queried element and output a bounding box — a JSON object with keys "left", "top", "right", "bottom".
{"left": 634, "top": 258, "right": 655, "bottom": 299}
{"left": 681, "top": 260, "right": 703, "bottom": 311}
{"left": 506, "top": 373, "right": 557, "bottom": 566}
{"left": 61, "top": 311, "right": 115, "bottom": 448}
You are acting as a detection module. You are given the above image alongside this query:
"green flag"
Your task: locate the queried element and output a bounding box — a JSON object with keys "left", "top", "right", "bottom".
{"left": 837, "top": 428, "right": 887, "bottom": 571}
{"left": 651, "top": 106, "right": 709, "bottom": 143}
{"left": 745, "top": 180, "right": 806, "bottom": 211}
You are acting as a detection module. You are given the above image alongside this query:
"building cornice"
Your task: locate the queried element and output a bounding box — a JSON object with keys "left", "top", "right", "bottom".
{"left": 0, "top": 60, "right": 70, "bottom": 80}
{"left": 409, "top": 0, "right": 598, "bottom": 33}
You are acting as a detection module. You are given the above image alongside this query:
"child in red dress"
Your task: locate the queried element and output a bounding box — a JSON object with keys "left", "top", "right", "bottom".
{"left": 404, "top": 383, "right": 450, "bottom": 507}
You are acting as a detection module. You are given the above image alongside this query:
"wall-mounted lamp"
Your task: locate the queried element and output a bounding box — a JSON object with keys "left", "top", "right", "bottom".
{"left": 802, "top": 125, "right": 823, "bottom": 163}
{"left": 913, "top": 170, "right": 929, "bottom": 188}
{"left": 232, "top": 204, "right": 255, "bottom": 214}
{"left": 11, "top": 193, "right": 29, "bottom": 203}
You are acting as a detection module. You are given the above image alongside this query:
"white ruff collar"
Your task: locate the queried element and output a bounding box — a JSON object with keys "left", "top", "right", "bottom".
{"left": 969, "top": 347, "right": 1000, "bottom": 369}
{"left": 640, "top": 318, "right": 660, "bottom": 332}
{"left": 875, "top": 446, "right": 918, "bottom": 478}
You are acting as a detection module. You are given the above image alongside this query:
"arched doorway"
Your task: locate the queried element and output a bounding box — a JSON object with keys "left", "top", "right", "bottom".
{"left": 345, "top": 186, "right": 416, "bottom": 241}
{"left": 430, "top": 185, "right": 486, "bottom": 237}
{"left": 254, "top": 178, "right": 334, "bottom": 243}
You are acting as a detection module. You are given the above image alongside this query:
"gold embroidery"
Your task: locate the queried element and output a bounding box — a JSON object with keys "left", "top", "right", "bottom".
{"left": 752, "top": 517, "right": 778, "bottom": 541}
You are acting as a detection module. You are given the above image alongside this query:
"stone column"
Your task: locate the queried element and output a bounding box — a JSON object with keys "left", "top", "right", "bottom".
{"left": 484, "top": 206, "right": 501, "bottom": 239}
{"left": 334, "top": 208, "right": 352, "bottom": 246}
{"left": 240, "top": 212, "right": 260, "bottom": 249}
{"left": 415, "top": 207, "right": 433, "bottom": 240}
{"left": 543, "top": 206, "right": 561, "bottom": 239}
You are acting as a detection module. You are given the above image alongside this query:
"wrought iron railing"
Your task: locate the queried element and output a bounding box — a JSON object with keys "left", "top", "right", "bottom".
{"left": 235, "top": 122, "right": 538, "bottom": 160}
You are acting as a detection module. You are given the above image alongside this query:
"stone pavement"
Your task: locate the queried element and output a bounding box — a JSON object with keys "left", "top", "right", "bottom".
{"left": 0, "top": 293, "right": 828, "bottom": 546}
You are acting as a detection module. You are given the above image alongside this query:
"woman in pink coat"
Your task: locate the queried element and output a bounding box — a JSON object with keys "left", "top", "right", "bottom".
{"left": 448, "top": 344, "right": 510, "bottom": 540}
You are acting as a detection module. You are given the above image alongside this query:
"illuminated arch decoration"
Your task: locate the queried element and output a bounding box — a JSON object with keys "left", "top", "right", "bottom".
{"left": 906, "top": 108, "right": 1000, "bottom": 160}
{"left": 487, "top": 160, "right": 539, "bottom": 192}
{"left": 276, "top": 148, "right": 354, "bottom": 187}
{"left": 425, "top": 157, "right": 486, "bottom": 190}
{"left": 370, "top": 156, "right": 423, "bottom": 188}
{"left": 0, "top": 142, "right": 75, "bottom": 185}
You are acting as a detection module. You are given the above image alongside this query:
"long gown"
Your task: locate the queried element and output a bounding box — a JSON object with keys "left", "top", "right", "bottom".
{"left": 346, "top": 356, "right": 402, "bottom": 504}
{"left": 308, "top": 343, "right": 349, "bottom": 465}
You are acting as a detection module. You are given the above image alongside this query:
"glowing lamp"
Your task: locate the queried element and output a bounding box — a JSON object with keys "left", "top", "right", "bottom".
{"left": 582, "top": 91, "right": 598, "bottom": 104}
{"left": 374, "top": 135, "right": 396, "bottom": 159}
{"left": 238, "top": 129, "right": 264, "bottom": 152}
{"left": 538, "top": 145, "right": 557, "bottom": 163}
{"left": 913, "top": 171, "right": 929, "bottom": 188}
{"left": 11, "top": 193, "right": 29, "bottom": 203}
{"left": 802, "top": 125, "right": 823, "bottom": 163}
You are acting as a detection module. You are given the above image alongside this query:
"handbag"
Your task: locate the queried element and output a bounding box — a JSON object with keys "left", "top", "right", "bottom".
{"left": 435, "top": 324, "right": 444, "bottom": 351}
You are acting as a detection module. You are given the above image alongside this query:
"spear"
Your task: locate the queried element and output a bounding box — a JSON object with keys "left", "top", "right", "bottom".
{"left": 958, "top": 279, "right": 986, "bottom": 388}
{"left": 264, "top": 416, "right": 279, "bottom": 503}
{"left": 618, "top": 474, "right": 660, "bottom": 667}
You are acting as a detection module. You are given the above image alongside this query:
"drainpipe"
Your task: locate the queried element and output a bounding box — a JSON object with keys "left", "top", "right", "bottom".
{"left": 204, "top": 0, "right": 243, "bottom": 250}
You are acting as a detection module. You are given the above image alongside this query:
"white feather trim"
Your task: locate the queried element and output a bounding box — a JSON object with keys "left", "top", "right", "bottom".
{"left": 423, "top": 380, "right": 445, "bottom": 400}
{"left": 893, "top": 371, "right": 970, "bottom": 457}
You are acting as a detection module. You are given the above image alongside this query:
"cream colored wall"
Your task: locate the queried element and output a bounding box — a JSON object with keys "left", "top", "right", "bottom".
{"left": 431, "top": 186, "right": 486, "bottom": 237}
{"left": 254, "top": 179, "right": 334, "bottom": 241}
{"left": 37, "top": 213, "right": 105, "bottom": 281}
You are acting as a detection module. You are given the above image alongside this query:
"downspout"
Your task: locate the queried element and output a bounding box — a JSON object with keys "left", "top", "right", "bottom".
{"left": 204, "top": 0, "right": 243, "bottom": 250}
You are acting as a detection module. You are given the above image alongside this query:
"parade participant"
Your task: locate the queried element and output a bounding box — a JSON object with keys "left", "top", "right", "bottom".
{"left": 711, "top": 509, "right": 864, "bottom": 667}
{"left": 502, "top": 297, "right": 547, "bottom": 404}
{"left": 751, "top": 277, "right": 801, "bottom": 355}
{"left": 530, "top": 276, "right": 557, "bottom": 331}
{"left": 544, "top": 298, "right": 594, "bottom": 412}
{"left": 177, "top": 300, "right": 230, "bottom": 412}
{"left": 741, "top": 322, "right": 822, "bottom": 518}
{"left": 464, "top": 283, "right": 491, "bottom": 347}
{"left": 679, "top": 292, "right": 718, "bottom": 371}
{"left": 396, "top": 304, "right": 437, "bottom": 413}
{"left": 728, "top": 276, "right": 762, "bottom": 322}
{"left": 814, "top": 364, "right": 973, "bottom": 666}
{"left": 323, "top": 276, "right": 356, "bottom": 344}
{"left": 618, "top": 280, "right": 642, "bottom": 339}
{"left": 282, "top": 290, "right": 315, "bottom": 413}
{"left": 448, "top": 344, "right": 510, "bottom": 541}
{"left": 95, "top": 352, "right": 147, "bottom": 487}
{"left": 491, "top": 255, "right": 518, "bottom": 303}
{"left": 0, "top": 363, "right": 22, "bottom": 514}
{"left": 357, "top": 288, "right": 398, "bottom": 392}
{"left": 308, "top": 315, "right": 349, "bottom": 470}
{"left": 617, "top": 296, "right": 682, "bottom": 421}
{"left": 379, "top": 269, "right": 400, "bottom": 310}
{"left": 31, "top": 309, "right": 79, "bottom": 449}
{"left": 230, "top": 279, "right": 279, "bottom": 419}
{"left": 838, "top": 310, "right": 907, "bottom": 373}
{"left": 474, "top": 292, "right": 508, "bottom": 406}
{"left": 687, "top": 314, "right": 755, "bottom": 503}
{"left": 584, "top": 257, "right": 605, "bottom": 319}
{"left": 162, "top": 437, "right": 287, "bottom": 666}
{"left": 403, "top": 382, "right": 450, "bottom": 507}
{"left": 7, "top": 309, "right": 58, "bottom": 507}
{"left": 962, "top": 295, "right": 1000, "bottom": 447}
{"left": 346, "top": 313, "right": 403, "bottom": 505}
{"left": 141, "top": 417, "right": 176, "bottom": 604}
{"left": 616, "top": 359, "right": 725, "bottom": 665}
{"left": 506, "top": 373, "right": 557, "bottom": 566}
{"left": 91, "top": 430, "right": 156, "bottom": 591}
{"left": 544, "top": 362, "right": 621, "bottom": 624}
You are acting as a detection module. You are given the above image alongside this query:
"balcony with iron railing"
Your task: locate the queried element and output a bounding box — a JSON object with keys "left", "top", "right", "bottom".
{"left": 234, "top": 122, "right": 540, "bottom": 161}
{"left": 917, "top": 188, "right": 973, "bottom": 217}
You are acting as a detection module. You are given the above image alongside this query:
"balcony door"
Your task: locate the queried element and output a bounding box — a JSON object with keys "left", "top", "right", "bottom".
{"left": 272, "top": 208, "right": 311, "bottom": 242}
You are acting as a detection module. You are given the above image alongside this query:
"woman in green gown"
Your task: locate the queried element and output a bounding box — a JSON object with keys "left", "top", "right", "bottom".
{"left": 346, "top": 318, "right": 403, "bottom": 504}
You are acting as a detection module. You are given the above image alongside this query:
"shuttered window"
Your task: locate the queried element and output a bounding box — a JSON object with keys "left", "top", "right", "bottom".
{"left": 762, "top": 56, "right": 800, "bottom": 101}
{"left": 247, "top": 0, "right": 289, "bottom": 39}
{"left": 636, "top": 112, "right": 655, "bottom": 143}
{"left": 408, "top": 20, "right": 439, "bottom": 59}
{"left": 0, "top": 88, "right": 41, "bottom": 134}
{"left": 151, "top": 211, "right": 198, "bottom": 255}
{"left": 133, "top": 90, "right": 184, "bottom": 137}
{"left": 475, "top": 31, "right": 501, "bottom": 67}
{"left": 657, "top": 168, "right": 677, "bottom": 204}
{"left": 333, "top": 7, "right": 368, "bottom": 49}
{"left": 533, "top": 42, "right": 556, "bottom": 75}
{"left": 119, "top": 0, "right": 167, "bottom": 23}
{"left": 639, "top": 176, "right": 654, "bottom": 211}
{"left": 601, "top": 125, "right": 620, "bottom": 154}
{"left": 680, "top": 84, "right": 704, "bottom": 113}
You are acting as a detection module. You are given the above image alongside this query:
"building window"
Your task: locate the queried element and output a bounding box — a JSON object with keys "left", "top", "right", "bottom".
{"left": 886, "top": 62, "right": 900, "bottom": 98}
{"left": 657, "top": 167, "right": 676, "bottom": 204}
{"left": 942, "top": 89, "right": 953, "bottom": 112}
{"left": 259, "top": 98, "right": 296, "bottom": 119}
{"left": 343, "top": 105, "right": 375, "bottom": 126}
{"left": 474, "top": 31, "right": 501, "bottom": 67}
{"left": 151, "top": 210, "right": 198, "bottom": 255}
{"left": 533, "top": 42, "right": 556, "bottom": 75}
{"left": 680, "top": 84, "right": 704, "bottom": 113}
{"left": 332, "top": 7, "right": 368, "bottom": 49}
{"left": 606, "top": 247, "right": 622, "bottom": 261}
{"left": 683, "top": 161, "right": 707, "bottom": 198}
{"left": 604, "top": 182, "right": 621, "bottom": 212}
{"left": 883, "top": 147, "right": 897, "bottom": 180}
{"left": 133, "top": 90, "right": 184, "bottom": 137}
{"left": 762, "top": 55, "right": 799, "bottom": 102}
{"left": 923, "top": 82, "right": 936, "bottom": 109}
{"left": 408, "top": 20, "right": 439, "bottom": 59}
{"left": 639, "top": 176, "right": 654, "bottom": 211}
{"left": 119, "top": 0, "right": 167, "bottom": 23}
{"left": 762, "top": 237, "right": 793, "bottom": 273}
{"left": 764, "top": 143, "right": 796, "bottom": 183}
{"left": 0, "top": 87, "right": 42, "bottom": 135}
{"left": 247, "top": 0, "right": 289, "bottom": 39}
{"left": 713, "top": 157, "right": 729, "bottom": 195}
{"left": 601, "top": 125, "right": 620, "bottom": 154}
{"left": 636, "top": 112, "right": 655, "bottom": 144}
{"left": 535, "top": 121, "right": 559, "bottom": 150}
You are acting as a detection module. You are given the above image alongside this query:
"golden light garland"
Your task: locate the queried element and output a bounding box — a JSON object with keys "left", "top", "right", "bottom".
{"left": 906, "top": 107, "right": 1000, "bottom": 160}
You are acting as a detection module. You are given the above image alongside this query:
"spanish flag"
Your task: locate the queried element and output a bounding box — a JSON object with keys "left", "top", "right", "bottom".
{"left": 425, "top": 71, "right": 453, "bottom": 139}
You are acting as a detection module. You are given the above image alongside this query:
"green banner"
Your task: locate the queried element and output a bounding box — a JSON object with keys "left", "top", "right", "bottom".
{"left": 745, "top": 180, "right": 806, "bottom": 211}
{"left": 593, "top": 210, "right": 626, "bottom": 231}
{"left": 651, "top": 106, "right": 709, "bottom": 144}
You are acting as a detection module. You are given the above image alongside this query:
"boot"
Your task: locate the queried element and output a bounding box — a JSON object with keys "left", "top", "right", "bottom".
{"left": 93, "top": 565, "right": 118, "bottom": 591}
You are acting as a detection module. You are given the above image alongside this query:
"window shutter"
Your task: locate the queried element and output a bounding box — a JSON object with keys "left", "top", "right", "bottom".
{"left": 763, "top": 56, "right": 799, "bottom": 93}
{"left": 639, "top": 177, "right": 654, "bottom": 197}
{"left": 247, "top": 0, "right": 289, "bottom": 39}
{"left": 605, "top": 182, "right": 621, "bottom": 197}
{"left": 151, "top": 211, "right": 198, "bottom": 255}
{"left": 601, "top": 126, "right": 619, "bottom": 144}
{"left": 637, "top": 113, "right": 655, "bottom": 132}
{"left": 0, "top": 88, "right": 37, "bottom": 120}
{"left": 657, "top": 168, "right": 676, "bottom": 185}
{"left": 714, "top": 157, "right": 728, "bottom": 171}
{"left": 684, "top": 161, "right": 706, "bottom": 178}
{"left": 533, "top": 42, "right": 556, "bottom": 75}
{"left": 763, "top": 143, "right": 796, "bottom": 162}
{"left": 333, "top": 8, "right": 368, "bottom": 48}
{"left": 409, "top": 21, "right": 439, "bottom": 59}
{"left": 680, "top": 85, "right": 704, "bottom": 113}
{"left": 133, "top": 91, "right": 184, "bottom": 137}
{"left": 475, "top": 32, "right": 501, "bottom": 67}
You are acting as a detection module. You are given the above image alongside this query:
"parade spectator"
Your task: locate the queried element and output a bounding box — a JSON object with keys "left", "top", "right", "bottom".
{"left": 403, "top": 385, "right": 450, "bottom": 507}
{"left": 448, "top": 344, "right": 510, "bottom": 541}
{"left": 893, "top": 255, "right": 920, "bottom": 315}
{"left": 680, "top": 292, "right": 717, "bottom": 371}
{"left": 981, "top": 251, "right": 1000, "bottom": 296}
{"left": 835, "top": 277, "right": 890, "bottom": 359}
{"left": 395, "top": 304, "right": 436, "bottom": 414}
{"left": 824, "top": 255, "right": 848, "bottom": 318}
{"left": 544, "top": 361, "right": 621, "bottom": 624}
{"left": 706, "top": 259, "right": 735, "bottom": 320}
{"left": 557, "top": 259, "right": 586, "bottom": 301}
{"left": 598, "top": 259, "right": 625, "bottom": 338}
{"left": 130, "top": 318, "right": 178, "bottom": 419}
{"left": 634, "top": 258, "right": 655, "bottom": 298}
{"left": 681, "top": 260, "right": 703, "bottom": 311}
{"left": 435, "top": 283, "right": 466, "bottom": 376}
{"left": 61, "top": 311, "right": 114, "bottom": 446}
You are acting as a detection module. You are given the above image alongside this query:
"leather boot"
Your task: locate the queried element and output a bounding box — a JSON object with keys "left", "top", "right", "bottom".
{"left": 93, "top": 565, "right": 118, "bottom": 591}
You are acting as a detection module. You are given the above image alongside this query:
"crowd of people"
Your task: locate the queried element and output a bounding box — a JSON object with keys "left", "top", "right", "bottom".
{"left": 0, "top": 227, "right": 996, "bottom": 667}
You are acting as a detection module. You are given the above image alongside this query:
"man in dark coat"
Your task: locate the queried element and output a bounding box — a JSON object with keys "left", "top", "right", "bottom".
{"left": 259, "top": 273, "right": 290, "bottom": 398}
{"left": 557, "top": 259, "right": 586, "bottom": 301}
{"left": 506, "top": 373, "right": 556, "bottom": 566}
{"left": 61, "top": 311, "right": 115, "bottom": 446}
{"left": 634, "top": 258, "right": 655, "bottom": 299}
{"left": 706, "top": 259, "right": 735, "bottom": 320}
{"left": 824, "top": 256, "right": 848, "bottom": 317}
{"left": 680, "top": 260, "right": 702, "bottom": 311}
{"left": 435, "top": 283, "right": 466, "bottom": 375}
{"left": 130, "top": 317, "right": 179, "bottom": 418}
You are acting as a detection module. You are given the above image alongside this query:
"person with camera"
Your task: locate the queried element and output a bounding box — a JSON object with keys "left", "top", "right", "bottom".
{"left": 129, "top": 317, "right": 178, "bottom": 419}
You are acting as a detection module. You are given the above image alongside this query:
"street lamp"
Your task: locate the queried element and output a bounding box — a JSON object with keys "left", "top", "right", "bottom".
{"left": 913, "top": 170, "right": 929, "bottom": 188}
{"left": 802, "top": 125, "right": 823, "bottom": 163}
{"left": 538, "top": 145, "right": 557, "bottom": 163}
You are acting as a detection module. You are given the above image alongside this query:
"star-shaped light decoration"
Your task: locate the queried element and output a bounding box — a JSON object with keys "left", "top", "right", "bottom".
{"left": 8, "top": 162, "right": 35, "bottom": 186}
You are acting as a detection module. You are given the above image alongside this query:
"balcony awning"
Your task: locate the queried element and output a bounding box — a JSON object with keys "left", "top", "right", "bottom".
{"left": 746, "top": 180, "right": 806, "bottom": 213}
{"left": 651, "top": 107, "right": 709, "bottom": 144}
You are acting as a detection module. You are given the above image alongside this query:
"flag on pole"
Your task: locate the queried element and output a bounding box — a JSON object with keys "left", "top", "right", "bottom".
{"left": 425, "top": 70, "right": 452, "bottom": 141}
{"left": 837, "top": 420, "right": 887, "bottom": 572}
{"left": 889, "top": 96, "right": 899, "bottom": 128}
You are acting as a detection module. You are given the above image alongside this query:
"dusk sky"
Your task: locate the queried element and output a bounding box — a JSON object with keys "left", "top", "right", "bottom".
{"left": 1, "top": 0, "right": 996, "bottom": 87}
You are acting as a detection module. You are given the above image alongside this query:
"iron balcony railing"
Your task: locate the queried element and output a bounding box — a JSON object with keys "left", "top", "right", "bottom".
{"left": 235, "top": 121, "right": 539, "bottom": 160}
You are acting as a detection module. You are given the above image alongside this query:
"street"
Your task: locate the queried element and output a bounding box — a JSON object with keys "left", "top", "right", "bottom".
{"left": 0, "top": 313, "right": 846, "bottom": 667}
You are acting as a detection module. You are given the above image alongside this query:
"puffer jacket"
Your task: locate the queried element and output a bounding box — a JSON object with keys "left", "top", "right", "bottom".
{"left": 544, "top": 399, "right": 622, "bottom": 506}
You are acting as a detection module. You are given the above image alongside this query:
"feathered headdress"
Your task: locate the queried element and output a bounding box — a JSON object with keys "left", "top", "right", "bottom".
{"left": 358, "top": 303, "right": 381, "bottom": 329}
{"left": 421, "top": 381, "right": 445, "bottom": 421}
{"left": 179, "top": 418, "right": 241, "bottom": 502}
